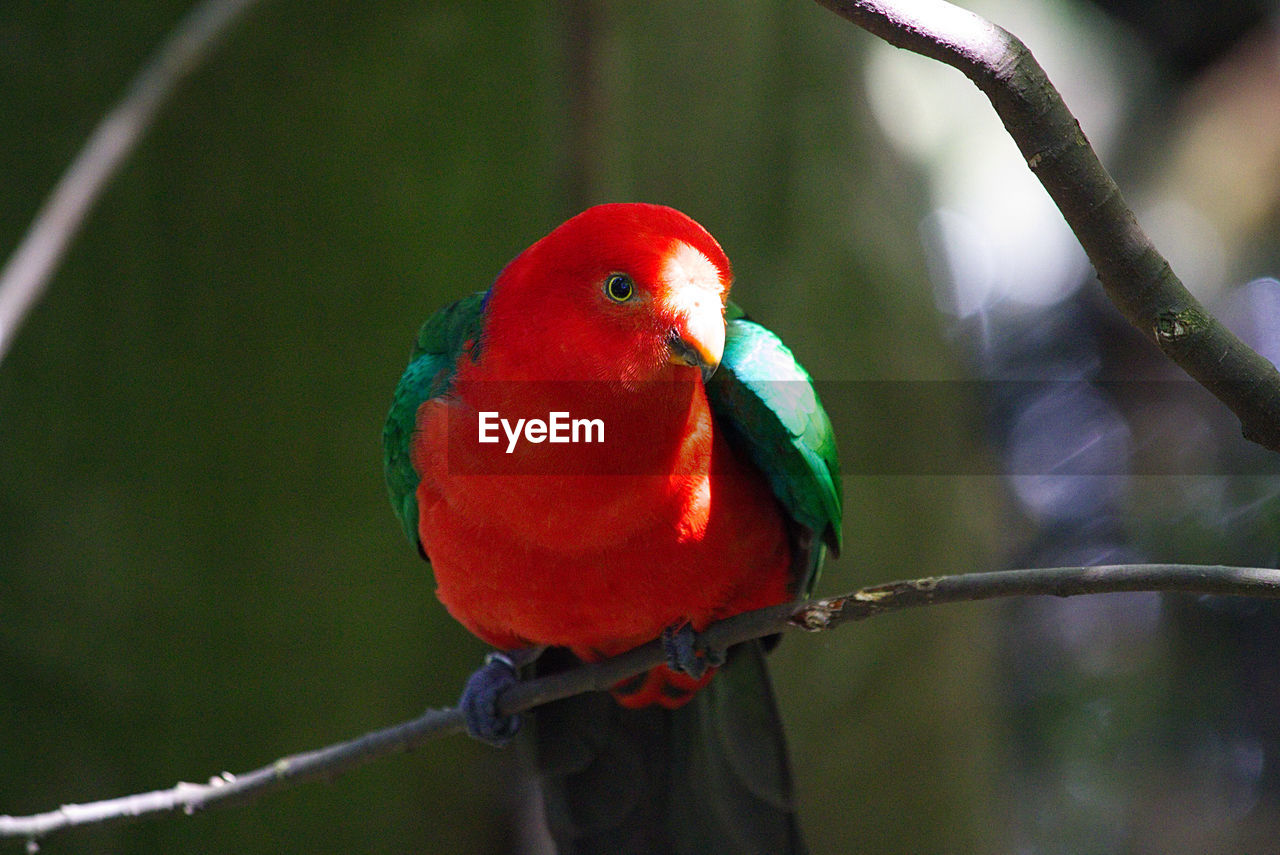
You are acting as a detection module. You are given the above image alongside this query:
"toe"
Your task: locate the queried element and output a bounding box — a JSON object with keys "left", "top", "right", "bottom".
{"left": 459, "top": 653, "right": 522, "bottom": 746}
{"left": 661, "top": 623, "right": 708, "bottom": 679}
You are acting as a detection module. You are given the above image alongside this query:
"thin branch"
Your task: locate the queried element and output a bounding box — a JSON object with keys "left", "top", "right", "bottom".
{"left": 0, "top": 706, "right": 466, "bottom": 846}
{"left": 0, "top": 0, "right": 262, "bottom": 365}
{"left": 4, "top": 563, "right": 1279, "bottom": 847}
{"left": 813, "top": 0, "right": 1280, "bottom": 452}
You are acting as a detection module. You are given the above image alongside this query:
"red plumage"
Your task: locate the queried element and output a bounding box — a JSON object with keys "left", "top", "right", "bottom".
{"left": 411, "top": 204, "right": 794, "bottom": 706}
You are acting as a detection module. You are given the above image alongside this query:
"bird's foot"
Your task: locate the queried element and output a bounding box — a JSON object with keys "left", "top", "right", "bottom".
{"left": 660, "top": 623, "right": 725, "bottom": 680}
{"left": 459, "top": 652, "right": 523, "bottom": 746}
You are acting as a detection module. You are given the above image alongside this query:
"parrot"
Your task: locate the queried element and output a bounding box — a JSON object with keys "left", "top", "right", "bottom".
{"left": 383, "top": 203, "right": 841, "bottom": 854}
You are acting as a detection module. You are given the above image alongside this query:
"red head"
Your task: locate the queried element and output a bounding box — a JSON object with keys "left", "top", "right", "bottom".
{"left": 475, "top": 203, "right": 732, "bottom": 385}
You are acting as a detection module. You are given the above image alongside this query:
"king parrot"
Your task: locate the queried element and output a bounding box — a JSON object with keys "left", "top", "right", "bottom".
{"left": 384, "top": 203, "right": 841, "bottom": 854}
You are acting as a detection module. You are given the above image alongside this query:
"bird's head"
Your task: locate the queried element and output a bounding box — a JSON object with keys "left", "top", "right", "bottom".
{"left": 480, "top": 203, "right": 731, "bottom": 385}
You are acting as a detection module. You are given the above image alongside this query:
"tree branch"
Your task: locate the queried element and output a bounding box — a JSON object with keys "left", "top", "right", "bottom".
{"left": 4, "top": 563, "right": 1279, "bottom": 847}
{"left": 0, "top": 0, "right": 262, "bottom": 365}
{"left": 813, "top": 0, "right": 1280, "bottom": 452}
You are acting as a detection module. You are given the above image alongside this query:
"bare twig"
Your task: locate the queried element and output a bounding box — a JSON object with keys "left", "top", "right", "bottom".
{"left": 0, "top": 706, "right": 465, "bottom": 846}
{"left": 814, "top": 0, "right": 1280, "bottom": 451}
{"left": 0, "top": 0, "right": 262, "bottom": 364}
{"left": 4, "top": 562, "right": 1279, "bottom": 847}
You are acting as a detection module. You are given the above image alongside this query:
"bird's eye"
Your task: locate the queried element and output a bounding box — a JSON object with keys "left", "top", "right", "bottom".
{"left": 604, "top": 273, "right": 634, "bottom": 303}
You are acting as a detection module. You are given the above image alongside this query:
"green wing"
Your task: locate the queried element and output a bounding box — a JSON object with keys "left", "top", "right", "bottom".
{"left": 705, "top": 302, "right": 842, "bottom": 597}
{"left": 382, "top": 291, "right": 488, "bottom": 554}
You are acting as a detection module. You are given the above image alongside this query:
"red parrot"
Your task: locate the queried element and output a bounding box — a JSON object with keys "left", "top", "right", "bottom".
{"left": 384, "top": 203, "right": 841, "bottom": 853}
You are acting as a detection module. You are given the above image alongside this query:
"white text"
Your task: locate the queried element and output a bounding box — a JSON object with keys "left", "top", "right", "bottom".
{"left": 477, "top": 411, "right": 605, "bottom": 453}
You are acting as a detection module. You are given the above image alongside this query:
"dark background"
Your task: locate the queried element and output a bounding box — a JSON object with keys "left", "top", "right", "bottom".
{"left": 2, "top": 1, "right": 1279, "bottom": 852}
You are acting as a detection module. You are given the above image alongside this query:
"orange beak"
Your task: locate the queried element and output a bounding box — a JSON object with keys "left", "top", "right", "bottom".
{"left": 666, "top": 295, "right": 725, "bottom": 381}
{"left": 660, "top": 240, "right": 727, "bottom": 380}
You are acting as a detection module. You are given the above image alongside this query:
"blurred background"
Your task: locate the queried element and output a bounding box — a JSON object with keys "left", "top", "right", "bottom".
{"left": 2, "top": 0, "right": 1279, "bottom": 852}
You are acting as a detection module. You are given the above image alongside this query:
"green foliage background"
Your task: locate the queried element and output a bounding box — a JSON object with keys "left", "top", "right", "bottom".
{"left": 0, "top": 2, "right": 1001, "bottom": 851}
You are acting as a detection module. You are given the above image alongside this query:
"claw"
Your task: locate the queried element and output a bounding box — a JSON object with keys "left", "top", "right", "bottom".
{"left": 661, "top": 623, "right": 723, "bottom": 679}
{"left": 459, "top": 651, "right": 522, "bottom": 746}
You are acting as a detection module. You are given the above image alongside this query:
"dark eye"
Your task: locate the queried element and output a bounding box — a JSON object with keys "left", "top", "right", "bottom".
{"left": 604, "top": 273, "right": 634, "bottom": 303}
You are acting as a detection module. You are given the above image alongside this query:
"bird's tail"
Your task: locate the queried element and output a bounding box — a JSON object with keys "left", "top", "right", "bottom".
{"left": 519, "top": 640, "right": 807, "bottom": 855}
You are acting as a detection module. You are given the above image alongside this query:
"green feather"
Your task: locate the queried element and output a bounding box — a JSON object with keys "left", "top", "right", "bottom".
{"left": 381, "top": 291, "right": 487, "bottom": 553}
{"left": 706, "top": 303, "right": 843, "bottom": 597}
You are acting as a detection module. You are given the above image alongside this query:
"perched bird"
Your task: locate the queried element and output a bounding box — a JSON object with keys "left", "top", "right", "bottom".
{"left": 384, "top": 203, "right": 841, "bottom": 854}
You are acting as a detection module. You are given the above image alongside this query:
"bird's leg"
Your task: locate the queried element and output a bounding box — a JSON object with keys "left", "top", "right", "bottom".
{"left": 660, "top": 623, "right": 726, "bottom": 680}
{"left": 458, "top": 646, "right": 545, "bottom": 746}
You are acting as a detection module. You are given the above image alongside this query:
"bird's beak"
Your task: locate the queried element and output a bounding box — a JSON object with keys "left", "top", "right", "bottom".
{"left": 660, "top": 241, "right": 727, "bottom": 381}
{"left": 667, "top": 305, "right": 725, "bottom": 382}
